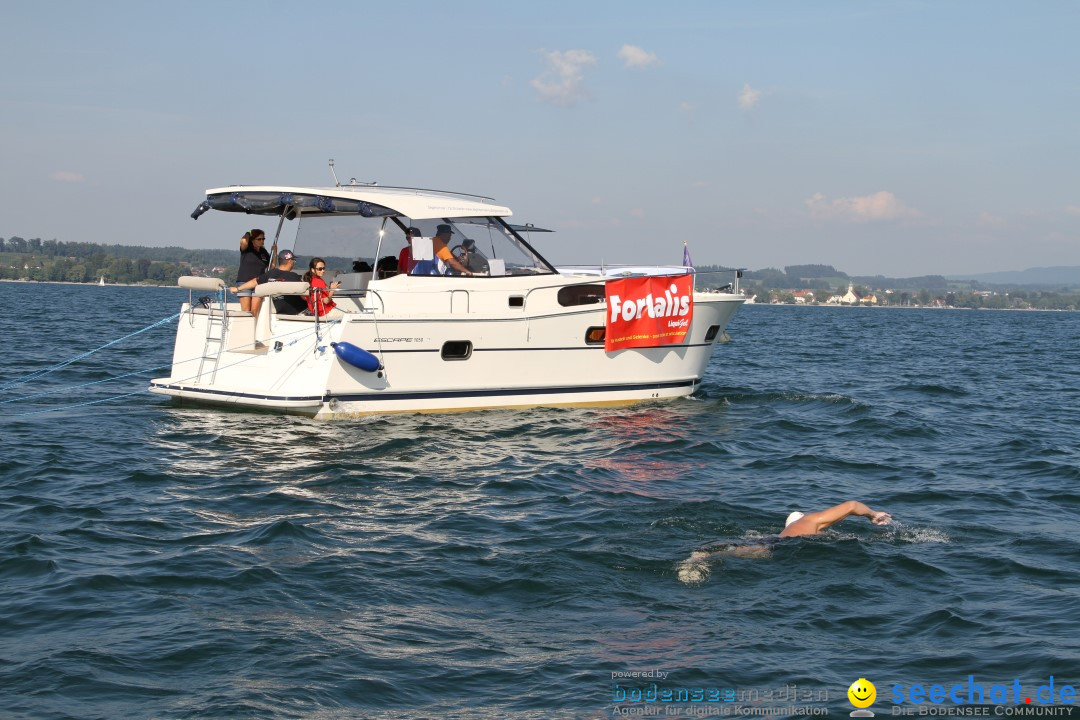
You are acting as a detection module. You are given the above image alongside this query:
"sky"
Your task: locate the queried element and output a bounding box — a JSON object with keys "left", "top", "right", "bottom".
{"left": 1, "top": 1, "right": 1078, "bottom": 277}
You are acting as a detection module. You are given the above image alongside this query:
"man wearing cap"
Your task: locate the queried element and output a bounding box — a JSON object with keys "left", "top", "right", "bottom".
{"left": 780, "top": 501, "right": 891, "bottom": 538}
{"left": 229, "top": 249, "right": 307, "bottom": 315}
{"left": 432, "top": 223, "right": 473, "bottom": 276}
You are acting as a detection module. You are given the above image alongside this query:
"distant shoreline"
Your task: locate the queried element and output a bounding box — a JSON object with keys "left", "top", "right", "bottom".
{"left": 0, "top": 278, "right": 182, "bottom": 289}
{"left": 744, "top": 302, "right": 1075, "bottom": 313}
{"left": 3, "top": 278, "right": 1071, "bottom": 312}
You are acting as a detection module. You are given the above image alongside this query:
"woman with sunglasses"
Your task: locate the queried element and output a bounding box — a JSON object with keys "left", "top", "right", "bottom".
{"left": 302, "top": 257, "right": 341, "bottom": 317}
{"left": 236, "top": 229, "right": 272, "bottom": 314}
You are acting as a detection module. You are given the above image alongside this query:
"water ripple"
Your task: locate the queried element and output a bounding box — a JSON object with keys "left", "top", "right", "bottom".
{"left": 2, "top": 289, "right": 1079, "bottom": 718}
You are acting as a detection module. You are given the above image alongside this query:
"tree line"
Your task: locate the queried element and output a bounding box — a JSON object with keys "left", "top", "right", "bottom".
{"left": 695, "top": 263, "right": 1080, "bottom": 311}
{"left": 0, "top": 236, "right": 234, "bottom": 285}
{"left": 0, "top": 236, "right": 236, "bottom": 266}
{"left": 4, "top": 236, "right": 1079, "bottom": 310}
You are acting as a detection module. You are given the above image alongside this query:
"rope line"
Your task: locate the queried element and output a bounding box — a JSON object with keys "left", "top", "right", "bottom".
{"left": 11, "top": 389, "right": 152, "bottom": 417}
{"left": 0, "top": 362, "right": 175, "bottom": 405}
{"left": 0, "top": 312, "right": 181, "bottom": 392}
{"left": 5, "top": 319, "right": 337, "bottom": 417}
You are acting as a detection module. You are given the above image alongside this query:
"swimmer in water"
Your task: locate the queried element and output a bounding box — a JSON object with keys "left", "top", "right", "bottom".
{"left": 678, "top": 500, "right": 889, "bottom": 574}
{"left": 779, "top": 500, "right": 891, "bottom": 538}
{"left": 679, "top": 500, "right": 893, "bottom": 581}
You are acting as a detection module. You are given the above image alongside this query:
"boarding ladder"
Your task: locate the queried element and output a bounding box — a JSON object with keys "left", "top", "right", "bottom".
{"left": 178, "top": 277, "right": 229, "bottom": 384}
{"left": 200, "top": 301, "right": 229, "bottom": 383}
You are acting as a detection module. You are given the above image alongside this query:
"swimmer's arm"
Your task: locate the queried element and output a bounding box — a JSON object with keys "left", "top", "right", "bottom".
{"left": 812, "top": 501, "right": 890, "bottom": 531}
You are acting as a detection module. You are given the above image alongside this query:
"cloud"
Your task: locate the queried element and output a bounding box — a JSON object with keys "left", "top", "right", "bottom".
{"left": 977, "top": 211, "right": 1007, "bottom": 228}
{"left": 629, "top": 208, "right": 645, "bottom": 218}
{"left": 805, "top": 191, "right": 920, "bottom": 222}
{"left": 618, "top": 44, "right": 657, "bottom": 68}
{"left": 532, "top": 49, "right": 596, "bottom": 107}
{"left": 1066, "top": 204, "right": 1080, "bottom": 217}
{"left": 51, "top": 170, "right": 84, "bottom": 183}
{"left": 678, "top": 101, "right": 695, "bottom": 113}
{"left": 738, "top": 83, "right": 763, "bottom": 110}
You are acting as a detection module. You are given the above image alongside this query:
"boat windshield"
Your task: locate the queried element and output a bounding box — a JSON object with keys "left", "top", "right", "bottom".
{"left": 289, "top": 214, "right": 555, "bottom": 277}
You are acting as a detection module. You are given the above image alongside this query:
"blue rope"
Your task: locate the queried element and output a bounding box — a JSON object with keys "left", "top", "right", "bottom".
{"left": 0, "top": 312, "right": 181, "bottom": 392}
{"left": 5, "top": 320, "right": 336, "bottom": 417}
{"left": 10, "top": 389, "right": 151, "bottom": 417}
{"left": 0, "top": 362, "right": 175, "bottom": 405}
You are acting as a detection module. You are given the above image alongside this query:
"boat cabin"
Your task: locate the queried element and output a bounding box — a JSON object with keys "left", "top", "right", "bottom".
{"left": 194, "top": 184, "right": 557, "bottom": 290}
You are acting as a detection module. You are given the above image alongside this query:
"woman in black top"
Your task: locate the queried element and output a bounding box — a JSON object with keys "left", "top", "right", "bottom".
{"left": 236, "top": 229, "right": 271, "bottom": 315}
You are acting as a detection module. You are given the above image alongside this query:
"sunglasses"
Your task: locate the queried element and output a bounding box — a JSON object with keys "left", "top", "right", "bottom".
{"left": 314, "top": 266, "right": 326, "bottom": 271}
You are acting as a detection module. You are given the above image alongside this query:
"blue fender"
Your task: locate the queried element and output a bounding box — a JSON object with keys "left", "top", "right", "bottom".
{"left": 331, "top": 342, "right": 381, "bottom": 372}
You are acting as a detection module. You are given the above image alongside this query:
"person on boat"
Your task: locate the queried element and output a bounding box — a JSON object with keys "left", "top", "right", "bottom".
{"left": 435, "top": 224, "right": 474, "bottom": 275}
{"left": 229, "top": 249, "right": 306, "bottom": 315}
{"left": 302, "top": 257, "right": 340, "bottom": 317}
{"left": 236, "top": 229, "right": 272, "bottom": 315}
{"left": 397, "top": 227, "right": 420, "bottom": 275}
{"left": 412, "top": 224, "right": 473, "bottom": 276}
{"left": 780, "top": 500, "right": 892, "bottom": 538}
{"left": 376, "top": 255, "right": 400, "bottom": 279}
{"left": 456, "top": 238, "right": 490, "bottom": 274}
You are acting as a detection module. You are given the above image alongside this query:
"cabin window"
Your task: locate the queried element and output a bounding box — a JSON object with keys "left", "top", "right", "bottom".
{"left": 704, "top": 325, "right": 721, "bottom": 342}
{"left": 558, "top": 284, "right": 606, "bottom": 307}
{"left": 584, "top": 326, "right": 606, "bottom": 345}
{"left": 441, "top": 341, "right": 473, "bottom": 360}
{"left": 508, "top": 296, "right": 524, "bottom": 308}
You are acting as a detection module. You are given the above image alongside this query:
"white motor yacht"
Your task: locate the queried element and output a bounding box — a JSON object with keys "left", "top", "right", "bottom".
{"left": 149, "top": 182, "right": 744, "bottom": 417}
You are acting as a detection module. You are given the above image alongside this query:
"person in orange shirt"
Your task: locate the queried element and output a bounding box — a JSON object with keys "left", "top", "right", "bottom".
{"left": 432, "top": 224, "right": 472, "bottom": 276}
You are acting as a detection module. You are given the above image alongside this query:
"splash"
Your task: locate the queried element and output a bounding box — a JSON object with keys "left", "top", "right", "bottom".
{"left": 892, "top": 523, "right": 950, "bottom": 544}
{"left": 822, "top": 524, "right": 950, "bottom": 545}
{"left": 676, "top": 541, "right": 775, "bottom": 585}
{"left": 676, "top": 551, "right": 711, "bottom": 585}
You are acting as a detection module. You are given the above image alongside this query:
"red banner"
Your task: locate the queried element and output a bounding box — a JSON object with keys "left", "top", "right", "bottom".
{"left": 604, "top": 274, "right": 694, "bottom": 351}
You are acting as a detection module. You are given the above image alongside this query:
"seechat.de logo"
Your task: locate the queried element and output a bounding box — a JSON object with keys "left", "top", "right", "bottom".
{"left": 849, "top": 678, "right": 877, "bottom": 717}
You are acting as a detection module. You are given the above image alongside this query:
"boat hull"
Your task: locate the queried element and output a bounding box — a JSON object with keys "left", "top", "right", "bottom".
{"left": 149, "top": 289, "right": 742, "bottom": 418}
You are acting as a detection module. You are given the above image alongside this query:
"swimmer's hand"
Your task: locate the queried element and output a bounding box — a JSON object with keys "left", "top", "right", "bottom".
{"left": 871, "top": 511, "right": 892, "bottom": 526}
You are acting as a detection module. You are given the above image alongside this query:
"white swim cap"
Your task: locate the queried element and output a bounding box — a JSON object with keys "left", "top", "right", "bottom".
{"left": 785, "top": 511, "right": 805, "bottom": 527}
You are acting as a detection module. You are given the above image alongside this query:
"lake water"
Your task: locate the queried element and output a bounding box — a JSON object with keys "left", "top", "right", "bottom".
{"left": 1, "top": 282, "right": 1078, "bottom": 719}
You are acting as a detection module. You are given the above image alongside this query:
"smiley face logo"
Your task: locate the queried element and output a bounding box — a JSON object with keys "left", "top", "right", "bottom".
{"left": 848, "top": 678, "right": 877, "bottom": 708}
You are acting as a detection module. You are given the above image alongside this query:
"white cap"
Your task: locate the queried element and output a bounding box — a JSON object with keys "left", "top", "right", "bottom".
{"left": 785, "top": 511, "right": 805, "bottom": 527}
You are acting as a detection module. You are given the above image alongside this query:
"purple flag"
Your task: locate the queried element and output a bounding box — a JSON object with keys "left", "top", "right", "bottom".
{"left": 682, "top": 243, "right": 694, "bottom": 271}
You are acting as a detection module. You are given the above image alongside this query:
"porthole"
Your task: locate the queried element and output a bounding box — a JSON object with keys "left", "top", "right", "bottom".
{"left": 584, "top": 326, "right": 606, "bottom": 345}
{"left": 704, "top": 325, "right": 721, "bottom": 342}
{"left": 441, "top": 341, "right": 473, "bottom": 360}
{"left": 558, "top": 284, "right": 606, "bottom": 307}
